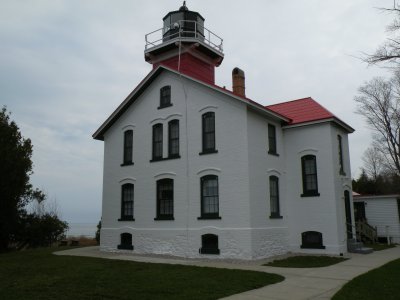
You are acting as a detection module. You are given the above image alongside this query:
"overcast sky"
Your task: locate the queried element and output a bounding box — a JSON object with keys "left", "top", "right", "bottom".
{"left": 0, "top": 0, "right": 395, "bottom": 223}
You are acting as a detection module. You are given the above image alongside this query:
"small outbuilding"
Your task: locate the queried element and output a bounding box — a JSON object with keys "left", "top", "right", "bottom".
{"left": 353, "top": 194, "right": 400, "bottom": 244}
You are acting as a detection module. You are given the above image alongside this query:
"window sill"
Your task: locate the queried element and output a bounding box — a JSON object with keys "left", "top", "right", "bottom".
{"left": 157, "top": 103, "right": 173, "bottom": 110}
{"left": 199, "top": 248, "right": 220, "bottom": 255}
{"left": 154, "top": 216, "right": 174, "bottom": 221}
{"left": 269, "top": 215, "right": 283, "bottom": 219}
{"left": 340, "top": 171, "right": 346, "bottom": 176}
{"left": 197, "top": 216, "right": 221, "bottom": 220}
{"left": 120, "top": 162, "right": 134, "bottom": 167}
{"left": 118, "top": 217, "right": 135, "bottom": 221}
{"left": 150, "top": 155, "right": 181, "bottom": 163}
{"left": 301, "top": 192, "right": 320, "bottom": 197}
{"left": 117, "top": 244, "right": 134, "bottom": 250}
{"left": 268, "top": 151, "right": 279, "bottom": 156}
{"left": 300, "top": 245, "right": 326, "bottom": 249}
{"left": 199, "top": 149, "right": 218, "bottom": 155}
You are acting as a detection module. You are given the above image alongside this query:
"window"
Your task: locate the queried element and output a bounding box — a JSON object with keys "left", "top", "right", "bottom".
{"left": 269, "top": 176, "right": 282, "bottom": 218}
{"left": 199, "top": 175, "right": 220, "bottom": 219}
{"left": 155, "top": 179, "right": 174, "bottom": 220}
{"left": 338, "top": 135, "right": 345, "bottom": 175}
{"left": 301, "top": 231, "right": 325, "bottom": 249}
{"left": 301, "top": 155, "right": 320, "bottom": 197}
{"left": 117, "top": 233, "right": 133, "bottom": 250}
{"left": 199, "top": 234, "right": 220, "bottom": 254}
{"left": 152, "top": 124, "right": 163, "bottom": 160}
{"left": 200, "top": 112, "right": 217, "bottom": 154}
{"left": 159, "top": 86, "right": 172, "bottom": 108}
{"left": 168, "top": 120, "right": 180, "bottom": 158}
{"left": 268, "top": 124, "right": 277, "bottom": 155}
{"left": 122, "top": 130, "right": 133, "bottom": 165}
{"left": 119, "top": 184, "right": 134, "bottom": 221}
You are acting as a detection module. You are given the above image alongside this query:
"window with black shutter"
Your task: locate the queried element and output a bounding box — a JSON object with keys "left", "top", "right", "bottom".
{"left": 269, "top": 176, "right": 282, "bottom": 218}
{"left": 168, "top": 120, "right": 180, "bottom": 158}
{"left": 159, "top": 86, "right": 172, "bottom": 109}
{"left": 122, "top": 130, "right": 133, "bottom": 165}
{"left": 119, "top": 184, "right": 134, "bottom": 221}
{"left": 200, "top": 112, "right": 217, "bottom": 154}
{"left": 198, "top": 175, "right": 220, "bottom": 219}
{"left": 152, "top": 124, "right": 163, "bottom": 160}
{"left": 301, "top": 155, "right": 320, "bottom": 197}
{"left": 268, "top": 124, "right": 277, "bottom": 155}
{"left": 155, "top": 179, "right": 174, "bottom": 220}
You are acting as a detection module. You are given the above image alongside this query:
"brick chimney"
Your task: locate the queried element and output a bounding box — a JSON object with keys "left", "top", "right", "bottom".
{"left": 232, "top": 67, "right": 245, "bottom": 97}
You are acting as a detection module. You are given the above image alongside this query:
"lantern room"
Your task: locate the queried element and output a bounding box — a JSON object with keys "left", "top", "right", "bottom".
{"left": 144, "top": 2, "right": 224, "bottom": 83}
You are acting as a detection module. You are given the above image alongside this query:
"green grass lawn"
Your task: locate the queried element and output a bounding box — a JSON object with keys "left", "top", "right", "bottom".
{"left": 333, "top": 258, "right": 400, "bottom": 300}
{"left": 0, "top": 247, "right": 284, "bottom": 300}
{"left": 264, "top": 256, "right": 347, "bottom": 268}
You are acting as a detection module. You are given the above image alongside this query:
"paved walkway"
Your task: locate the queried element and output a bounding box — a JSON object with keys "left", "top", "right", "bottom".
{"left": 54, "top": 246, "right": 400, "bottom": 300}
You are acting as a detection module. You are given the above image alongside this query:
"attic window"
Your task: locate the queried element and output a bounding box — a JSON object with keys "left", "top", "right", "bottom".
{"left": 159, "top": 86, "right": 172, "bottom": 109}
{"left": 268, "top": 124, "right": 278, "bottom": 155}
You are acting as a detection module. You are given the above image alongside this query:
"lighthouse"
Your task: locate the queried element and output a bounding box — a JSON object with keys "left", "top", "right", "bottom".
{"left": 144, "top": 2, "right": 224, "bottom": 84}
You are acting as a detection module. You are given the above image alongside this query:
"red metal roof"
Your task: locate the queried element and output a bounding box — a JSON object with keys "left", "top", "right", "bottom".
{"left": 266, "top": 97, "right": 335, "bottom": 125}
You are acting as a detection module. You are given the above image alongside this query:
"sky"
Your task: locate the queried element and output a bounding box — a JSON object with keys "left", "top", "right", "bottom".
{"left": 0, "top": 0, "right": 395, "bottom": 223}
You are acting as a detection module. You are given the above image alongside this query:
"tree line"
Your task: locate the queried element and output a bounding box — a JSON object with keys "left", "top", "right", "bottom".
{"left": 0, "top": 107, "right": 68, "bottom": 251}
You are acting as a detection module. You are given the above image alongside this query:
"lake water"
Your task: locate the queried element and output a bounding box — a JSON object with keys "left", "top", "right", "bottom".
{"left": 67, "top": 223, "right": 98, "bottom": 238}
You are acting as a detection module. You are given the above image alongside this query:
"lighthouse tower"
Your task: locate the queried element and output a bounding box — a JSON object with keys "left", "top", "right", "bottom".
{"left": 144, "top": 2, "right": 224, "bottom": 84}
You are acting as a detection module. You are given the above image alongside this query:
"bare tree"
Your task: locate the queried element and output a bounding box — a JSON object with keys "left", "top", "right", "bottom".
{"left": 364, "top": 3, "right": 400, "bottom": 66}
{"left": 362, "top": 146, "right": 385, "bottom": 180}
{"left": 355, "top": 73, "right": 400, "bottom": 175}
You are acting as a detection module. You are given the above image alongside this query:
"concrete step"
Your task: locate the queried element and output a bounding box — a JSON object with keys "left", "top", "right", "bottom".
{"left": 347, "top": 240, "right": 364, "bottom": 252}
{"left": 350, "top": 247, "right": 374, "bottom": 254}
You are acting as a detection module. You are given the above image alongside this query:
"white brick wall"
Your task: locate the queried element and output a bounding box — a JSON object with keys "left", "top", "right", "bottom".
{"left": 99, "top": 70, "right": 352, "bottom": 259}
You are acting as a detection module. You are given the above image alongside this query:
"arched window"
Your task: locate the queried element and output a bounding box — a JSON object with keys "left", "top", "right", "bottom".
{"left": 117, "top": 232, "right": 133, "bottom": 250}
{"left": 152, "top": 123, "right": 163, "bottom": 160}
{"left": 168, "top": 120, "right": 180, "bottom": 158}
{"left": 199, "top": 175, "right": 220, "bottom": 219}
{"left": 159, "top": 85, "right": 172, "bottom": 109}
{"left": 122, "top": 130, "right": 133, "bottom": 165}
{"left": 200, "top": 234, "right": 220, "bottom": 254}
{"left": 301, "top": 155, "right": 320, "bottom": 197}
{"left": 201, "top": 112, "right": 217, "bottom": 154}
{"left": 155, "top": 178, "right": 174, "bottom": 220}
{"left": 269, "top": 176, "right": 281, "bottom": 218}
{"left": 119, "top": 183, "right": 134, "bottom": 220}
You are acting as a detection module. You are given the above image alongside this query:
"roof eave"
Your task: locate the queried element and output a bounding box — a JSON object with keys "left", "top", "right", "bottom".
{"left": 282, "top": 117, "right": 355, "bottom": 133}
{"left": 92, "top": 67, "right": 165, "bottom": 141}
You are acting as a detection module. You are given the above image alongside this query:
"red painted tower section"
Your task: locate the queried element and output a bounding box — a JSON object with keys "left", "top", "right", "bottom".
{"left": 153, "top": 53, "right": 215, "bottom": 84}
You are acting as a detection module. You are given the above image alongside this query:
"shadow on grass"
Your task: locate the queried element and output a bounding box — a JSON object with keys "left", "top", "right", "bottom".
{"left": 264, "top": 256, "right": 347, "bottom": 268}
{"left": 0, "top": 247, "right": 284, "bottom": 300}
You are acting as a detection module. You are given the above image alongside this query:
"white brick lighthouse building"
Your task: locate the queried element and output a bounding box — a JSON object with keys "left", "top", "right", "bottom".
{"left": 93, "top": 3, "right": 355, "bottom": 259}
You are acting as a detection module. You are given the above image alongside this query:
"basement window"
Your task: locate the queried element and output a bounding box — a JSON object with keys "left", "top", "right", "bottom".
{"left": 300, "top": 231, "right": 325, "bottom": 249}
{"left": 200, "top": 234, "right": 220, "bottom": 254}
{"left": 117, "top": 233, "right": 133, "bottom": 250}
